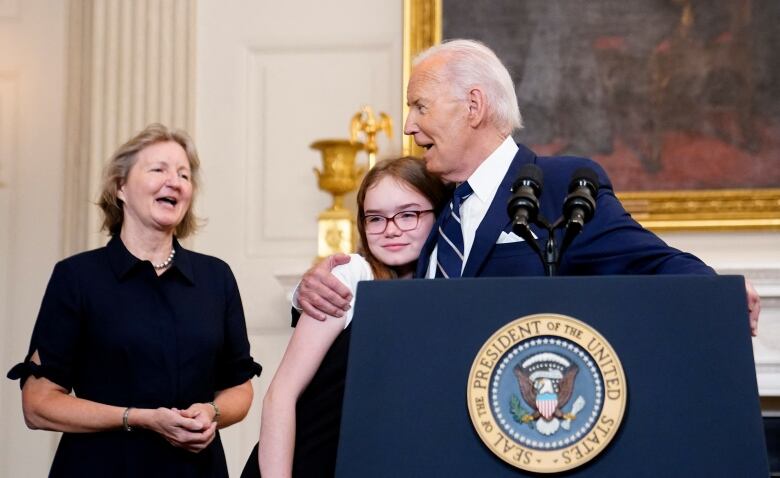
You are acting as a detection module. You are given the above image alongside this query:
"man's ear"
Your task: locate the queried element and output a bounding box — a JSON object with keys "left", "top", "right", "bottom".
{"left": 466, "top": 87, "right": 488, "bottom": 128}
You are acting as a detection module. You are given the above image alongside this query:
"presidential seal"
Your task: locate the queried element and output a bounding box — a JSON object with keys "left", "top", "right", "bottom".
{"left": 467, "top": 314, "right": 627, "bottom": 473}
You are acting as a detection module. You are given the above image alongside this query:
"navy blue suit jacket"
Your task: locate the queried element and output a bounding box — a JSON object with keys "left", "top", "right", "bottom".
{"left": 416, "top": 144, "right": 715, "bottom": 278}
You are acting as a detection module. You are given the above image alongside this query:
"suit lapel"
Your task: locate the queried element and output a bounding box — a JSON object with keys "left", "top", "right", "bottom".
{"left": 415, "top": 210, "right": 446, "bottom": 277}
{"left": 462, "top": 146, "right": 536, "bottom": 277}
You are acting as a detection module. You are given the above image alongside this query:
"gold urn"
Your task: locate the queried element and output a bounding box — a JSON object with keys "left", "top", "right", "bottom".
{"left": 310, "top": 139, "right": 366, "bottom": 259}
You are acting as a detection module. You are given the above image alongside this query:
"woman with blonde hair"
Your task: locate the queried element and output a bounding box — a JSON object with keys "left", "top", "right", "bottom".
{"left": 8, "top": 123, "right": 261, "bottom": 477}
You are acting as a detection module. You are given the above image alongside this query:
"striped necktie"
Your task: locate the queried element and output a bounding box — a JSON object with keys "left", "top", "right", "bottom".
{"left": 435, "top": 182, "right": 473, "bottom": 278}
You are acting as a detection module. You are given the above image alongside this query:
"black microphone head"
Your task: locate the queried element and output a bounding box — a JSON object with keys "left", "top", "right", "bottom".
{"left": 563, "top": 167, "right": 599, "bottom": 224}
{"left": 568, "top": 167, "right": 599, "bottom": 195}
{"left": 512, "top": 164, "right": 544, "bottom": 194}
{"left": 508, "top": 164, "right": 543, "bottom": 225}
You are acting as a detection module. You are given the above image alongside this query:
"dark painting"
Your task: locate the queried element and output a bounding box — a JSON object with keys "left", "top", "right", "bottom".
{"left": 443, "top": 0, "right": 780, "bottom": 191}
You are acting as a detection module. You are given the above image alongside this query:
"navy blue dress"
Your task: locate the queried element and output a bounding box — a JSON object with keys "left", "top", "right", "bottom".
{"left": 7, "top": 235, "right": 262, "bottom": 477}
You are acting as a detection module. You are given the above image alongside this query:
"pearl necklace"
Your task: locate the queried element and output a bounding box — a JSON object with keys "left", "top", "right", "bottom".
{"left": 153, "top": 248, "right": 176, "bottom": 270}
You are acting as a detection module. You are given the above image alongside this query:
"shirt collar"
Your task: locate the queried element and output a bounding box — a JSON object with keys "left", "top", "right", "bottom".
{"left": 107, "top": 235, "right": 195, "bottom": 284}
{"left": 465, "top": 136, "right": 518, "bottom": 203}
{"left": 106, "top": 234, "right": 139, "bottom": 280}
{"left": 171, "top": 239, "right": 195, "bottom": 284}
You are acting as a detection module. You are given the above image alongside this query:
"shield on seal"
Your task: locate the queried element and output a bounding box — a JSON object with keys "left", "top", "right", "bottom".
{"left": 536, "top": 392, "right": 558, "bottom": 420}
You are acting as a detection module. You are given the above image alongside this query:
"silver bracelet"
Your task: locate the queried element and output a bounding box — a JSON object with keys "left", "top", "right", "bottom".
{"left": 122, "top": 407, "right": 133, "bottom": 432}
{"left": 208, "top": 401, "right": 220, "bottom": 422}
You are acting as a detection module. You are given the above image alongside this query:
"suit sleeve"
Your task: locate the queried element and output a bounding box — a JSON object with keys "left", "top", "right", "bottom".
{"left": 560, "top": 161, "right": 716, "bottom": 276}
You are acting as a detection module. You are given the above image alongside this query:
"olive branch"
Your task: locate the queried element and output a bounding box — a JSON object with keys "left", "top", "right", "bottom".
{"left": 510, "top": 394, "right": 533, "bottom": 426}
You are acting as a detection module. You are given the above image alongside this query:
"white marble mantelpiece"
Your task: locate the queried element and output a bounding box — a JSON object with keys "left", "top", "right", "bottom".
{"left": 721, "top": 267, "right": 780, "bottom": 396}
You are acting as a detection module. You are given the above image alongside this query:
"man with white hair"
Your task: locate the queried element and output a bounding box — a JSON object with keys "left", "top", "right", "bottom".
{"left": 297, "top": 39, "right": 760, "bottom": 334}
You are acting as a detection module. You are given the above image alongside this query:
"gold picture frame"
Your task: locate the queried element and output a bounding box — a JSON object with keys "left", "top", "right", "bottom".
{"left": 402, "top": 0, "right": 780, "bottom": 231}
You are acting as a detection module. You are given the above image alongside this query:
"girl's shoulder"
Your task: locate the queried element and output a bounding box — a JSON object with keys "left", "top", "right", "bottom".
{"left": 332, "top": 254, "right": 374, "bottom": 287}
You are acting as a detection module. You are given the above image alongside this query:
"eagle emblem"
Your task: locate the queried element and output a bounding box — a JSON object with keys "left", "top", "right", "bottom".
{"left": 468, "top": 314, "right": 627, "bottom": 473}
{"left": 513, "top": 352, "right": 585, "bottom": 435}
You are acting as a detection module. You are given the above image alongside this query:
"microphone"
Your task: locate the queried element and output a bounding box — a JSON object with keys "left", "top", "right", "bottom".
{"left": 507, "top": 164, "right": 543, "bottom": 230}
{"left": 563, "top": 168, "right": 599, "bottom": 231}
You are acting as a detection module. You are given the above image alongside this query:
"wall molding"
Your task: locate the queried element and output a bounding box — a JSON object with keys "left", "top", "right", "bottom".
{"left": 243, "top": 42, "right": 395, "bottom": 258}
{"left": 62, "top": 0, "right": 196, "bottom": 255}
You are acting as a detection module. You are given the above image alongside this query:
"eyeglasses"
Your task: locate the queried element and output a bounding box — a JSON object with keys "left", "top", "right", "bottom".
{"left": 363, "top": 210, "right": 434, "bottom": 234}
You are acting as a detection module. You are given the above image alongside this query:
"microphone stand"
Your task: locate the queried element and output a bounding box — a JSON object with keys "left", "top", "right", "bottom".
{"left": 544, "top": 223, "right": 559, "bottom": 277}
{"left": 511, "top": 216, "right": 573, "bottom": 277}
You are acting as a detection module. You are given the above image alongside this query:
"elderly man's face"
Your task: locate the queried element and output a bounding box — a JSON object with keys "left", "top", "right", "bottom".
{"left": 404, "top": 57, "right": 472, "bottom": 183}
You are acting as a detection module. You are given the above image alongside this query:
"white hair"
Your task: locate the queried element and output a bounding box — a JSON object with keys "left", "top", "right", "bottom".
{"left": 413, "top": 39, "right": 523, "bottom": 135}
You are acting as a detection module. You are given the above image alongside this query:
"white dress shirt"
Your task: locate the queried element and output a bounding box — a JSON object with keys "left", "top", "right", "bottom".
{"left": 426, "top": 136, "right": 519, "bottom": 278}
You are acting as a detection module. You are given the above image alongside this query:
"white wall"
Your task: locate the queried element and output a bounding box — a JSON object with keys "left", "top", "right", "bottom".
{"left": 0, "top": 1, "right": 66, "bottom": 476}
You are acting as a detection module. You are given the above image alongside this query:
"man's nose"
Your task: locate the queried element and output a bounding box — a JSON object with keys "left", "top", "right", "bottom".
{"left": 403, "top": 113, "right": 417, "bottom": 135}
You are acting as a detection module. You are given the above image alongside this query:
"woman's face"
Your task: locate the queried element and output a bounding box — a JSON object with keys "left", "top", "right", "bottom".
{"left": 363, "top": 176, "right": 435, "bottom": 277}
{"left": 118, "top": 141, "right": 193, "bottom": 235}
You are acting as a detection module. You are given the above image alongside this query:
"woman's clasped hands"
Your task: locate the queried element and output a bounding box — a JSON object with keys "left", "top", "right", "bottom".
{"left": 133, "top": 404, "right": 218, "bottom": 453}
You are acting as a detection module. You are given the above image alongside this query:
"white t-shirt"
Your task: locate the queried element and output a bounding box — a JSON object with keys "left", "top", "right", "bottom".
{"left": 330, "top": 254, "right": 374, "bottom": 328}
